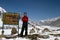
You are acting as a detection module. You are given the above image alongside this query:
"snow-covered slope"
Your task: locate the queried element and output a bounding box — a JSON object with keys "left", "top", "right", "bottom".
{"left": 0, "top": 7, "right": 6, "bottom": 17}
{"left": 39, "top": 17, "right": 60, "bottom": 27}
{"left": 0, "top": 25, "right": 60, "bottom": 40}
{"left": 0, "top": 7, "right": 6, "bottom": 27}
{"left": 40, "top": 17, "right": 60, "bottom": 22}
{"left": 0, "top": 7, "right": 6, "bottom": 13}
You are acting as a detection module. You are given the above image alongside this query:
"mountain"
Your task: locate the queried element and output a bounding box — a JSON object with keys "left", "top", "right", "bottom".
{"left": 0, "top": 7, "right": 6, "bottom": 18}
{"left": 0, "top": 7, "right": 6, "bottom": 17}
{"left": 39, "top": 17, "right": 60, "bottom": 27}
{"left": 0, "top": 7, "right": 6, "bottom": 13}
{"left": 0, "top": 7, "right": 6, "bottom": 27}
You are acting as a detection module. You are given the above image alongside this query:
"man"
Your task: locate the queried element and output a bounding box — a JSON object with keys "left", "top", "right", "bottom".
{"left": 20, "top": 12, "right": 28, "bottom": 37}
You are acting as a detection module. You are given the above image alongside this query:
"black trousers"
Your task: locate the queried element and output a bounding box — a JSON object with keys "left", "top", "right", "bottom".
{"left": 20, "top": 22, "right": 28, "bottom": 36}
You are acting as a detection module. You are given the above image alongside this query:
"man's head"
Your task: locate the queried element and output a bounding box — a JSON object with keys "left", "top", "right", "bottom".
{"left": 24, "top": 12, "right": 27, "bottom": 16}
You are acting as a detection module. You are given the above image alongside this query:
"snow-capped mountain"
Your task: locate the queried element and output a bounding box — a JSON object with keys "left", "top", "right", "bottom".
{"left": 40, "top": 17, "right": 60, "bottom": 22}
{"left": 0, "top": 7, "right": 6, "bottom": 17}
{"left": 39, "top": 17, "right": 60, "bottom": 27}
{"left": 0, "top": 7, "right": 6, "bottom": 13}
{"left": 0, "top": 7, "right": 6, "bottom": 27}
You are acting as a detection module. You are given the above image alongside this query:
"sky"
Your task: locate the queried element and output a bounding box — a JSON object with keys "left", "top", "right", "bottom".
{"left": 0, "top": 0, "right": 60, "bottom": 21}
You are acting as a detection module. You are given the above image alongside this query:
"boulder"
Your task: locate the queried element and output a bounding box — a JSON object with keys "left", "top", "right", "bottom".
{"left": 29, "top": 28, "right": 35, "bottom": 34}
{"left": 42, "top": 28, "right": 51, "bottom": 33}
{"left": 54, "top": 38, "right": 59, "bottom": 40}
{"left": 11, "top": 27, "right": 17, "bottom": 35}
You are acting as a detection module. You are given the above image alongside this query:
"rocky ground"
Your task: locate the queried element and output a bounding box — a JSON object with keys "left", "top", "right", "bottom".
{"left": 0, "top": 26, "right": 60, "bottom": 40}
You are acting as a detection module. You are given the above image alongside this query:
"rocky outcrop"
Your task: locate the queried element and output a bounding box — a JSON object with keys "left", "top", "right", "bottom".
{"left": 11, "top": 27, "right": 17, "bottom": 35}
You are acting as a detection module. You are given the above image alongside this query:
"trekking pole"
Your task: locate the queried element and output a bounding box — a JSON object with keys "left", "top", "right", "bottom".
{"left": 28, "top": 22, "right": 35, "bottom": 28}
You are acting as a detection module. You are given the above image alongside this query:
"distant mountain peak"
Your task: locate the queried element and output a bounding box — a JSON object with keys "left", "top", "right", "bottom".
{"left": 0, "top": 7, "right": 6, "bottom": 13}
{"left": 40, "top": 16, "right": 60, "bottom": 22}
{"left": 39, "top": 17, "right": 60, "bottom": 27}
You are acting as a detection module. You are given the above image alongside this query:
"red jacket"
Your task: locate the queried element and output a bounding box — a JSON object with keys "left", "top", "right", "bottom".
{"left": 22, "top": 16, "right": 28, "bottom": 22}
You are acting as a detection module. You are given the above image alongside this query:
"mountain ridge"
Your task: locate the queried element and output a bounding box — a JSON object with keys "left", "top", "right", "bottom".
{"left": 39, "top": 17, "right": 60, "bottom": 27}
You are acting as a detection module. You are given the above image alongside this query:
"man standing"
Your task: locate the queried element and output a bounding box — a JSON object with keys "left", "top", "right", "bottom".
{"left": 20, "top": 12, "right": 28, "bottom": 37}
